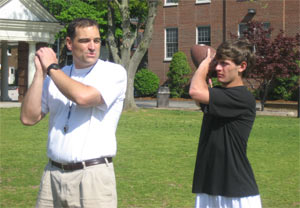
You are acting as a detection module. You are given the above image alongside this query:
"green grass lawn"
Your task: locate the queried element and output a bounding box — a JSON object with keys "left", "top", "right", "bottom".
{"left": 0, "top": 108, "right": 299, "bottom": 208}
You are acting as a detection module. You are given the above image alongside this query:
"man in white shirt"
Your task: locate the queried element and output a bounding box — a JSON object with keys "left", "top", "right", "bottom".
{"left": 20, "top": 18, "right": 127, "bottom": 208}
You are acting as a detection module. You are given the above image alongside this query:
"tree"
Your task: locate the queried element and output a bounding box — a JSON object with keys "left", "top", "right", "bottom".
{"left": 40, "top": 0, "right": 107, "bottom": 65}
{"left": 106, "top": 0, "right": 159, "bottom": 110}
{"left": 233, "top": 21, "right": 300, "bottom": 111}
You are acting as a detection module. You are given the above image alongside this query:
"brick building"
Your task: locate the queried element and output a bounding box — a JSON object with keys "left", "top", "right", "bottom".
{"left": 148, "top": 0, "right": 300, "bottom": 85}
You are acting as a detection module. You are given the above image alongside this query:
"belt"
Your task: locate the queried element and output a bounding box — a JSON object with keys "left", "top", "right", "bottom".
{"left": 50, "top": 157, "right": 112, "bottom": 171}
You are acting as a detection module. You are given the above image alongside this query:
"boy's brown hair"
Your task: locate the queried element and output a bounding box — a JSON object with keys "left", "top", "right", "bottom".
{"left": 215, "top": 40, "right": 256, "bottom": 77}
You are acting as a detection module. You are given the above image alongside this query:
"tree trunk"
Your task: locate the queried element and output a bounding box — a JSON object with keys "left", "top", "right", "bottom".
{"left": 260, "top": 99, "right": 265, "bottom": 111}
{"left": 107, "top": 0, "right": 159, "bottom": 111}
{"left": 260, "top": 81, "right": 270, "bottom": 111}
{"left": 59, "top": 40, "right": 67, "bottom": 66}
{"left": 124, "top": 67, "right": 138, "bottom": 110}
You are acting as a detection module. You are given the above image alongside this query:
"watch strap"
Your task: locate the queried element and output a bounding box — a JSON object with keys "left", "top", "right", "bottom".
{"left": 47, "top": 63, "right": 60, "bottom": 76}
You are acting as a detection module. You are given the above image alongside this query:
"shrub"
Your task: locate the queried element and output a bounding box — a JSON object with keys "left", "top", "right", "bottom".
{"left": 134, "top": 68, "right": 160, "bottom": 97}
{"left": 269, "top": 75, "right": 299, "bottom": 101}
{"left": 167, "top": 51, "right": 192, "bottom": 98}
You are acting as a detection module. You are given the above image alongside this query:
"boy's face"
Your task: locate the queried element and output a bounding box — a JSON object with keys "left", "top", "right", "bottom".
{"left": 215, "top": 59, "right": 246, "bottom": 87}
{"left": 66, "top": 25, "right": 101, "bottom": 69}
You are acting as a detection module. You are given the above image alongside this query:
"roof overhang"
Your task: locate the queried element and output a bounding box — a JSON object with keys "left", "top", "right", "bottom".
{"left": 0, "top": 19, "right": 64, "bottom": 43}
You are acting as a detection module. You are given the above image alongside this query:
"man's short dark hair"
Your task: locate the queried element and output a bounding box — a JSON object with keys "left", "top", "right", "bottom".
{"left": 67, "top": 18, "right": 99, "bottom": 40}
{"left": 215, "top": 39, "right": 256, "bottom": 77}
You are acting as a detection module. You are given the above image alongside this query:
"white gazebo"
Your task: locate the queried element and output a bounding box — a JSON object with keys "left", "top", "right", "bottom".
{"left": 0, "top": 0, "right": 63, "bottom": 101}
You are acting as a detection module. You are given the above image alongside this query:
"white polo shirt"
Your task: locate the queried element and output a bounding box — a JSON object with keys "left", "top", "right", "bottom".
{"left": 41, "top": 60, "right": 127, "bottom": 163}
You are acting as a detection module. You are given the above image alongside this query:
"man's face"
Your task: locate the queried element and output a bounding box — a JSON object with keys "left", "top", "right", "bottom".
{"left": 215, "top": 59, "right": 246, "bottom": 87}
{"left": 66, "top": 26, "right": 101, "bottom": 69}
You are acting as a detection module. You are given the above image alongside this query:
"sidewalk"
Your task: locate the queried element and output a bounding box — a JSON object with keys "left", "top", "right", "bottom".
{"left": 0, "top": 101, "right": 21, "bottom": 108}
{"left": 135, "top": 98, "right": 298, "bottom": 117}
{"left": 135, "top": 99, "right": 199, "bottom": 110}
{"left": 0, "top": 99, "right": 297, "bottom": 117}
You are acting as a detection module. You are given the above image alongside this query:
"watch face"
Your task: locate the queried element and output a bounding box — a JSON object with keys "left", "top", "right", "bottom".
{"left": 51, "top": 64, "right": 60, "bottom": 70}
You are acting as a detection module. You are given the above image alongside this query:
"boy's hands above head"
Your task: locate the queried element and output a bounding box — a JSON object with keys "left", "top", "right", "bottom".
{"left": 197, "top": 48, "right": 215, "bottom": 73}
{"left": 189, "top": 48, "right": 216, "bottom": 105}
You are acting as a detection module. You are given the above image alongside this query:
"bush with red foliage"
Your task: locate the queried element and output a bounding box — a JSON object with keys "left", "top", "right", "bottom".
{"left": 232, "top": 21, "right": 300, "bottom": 110}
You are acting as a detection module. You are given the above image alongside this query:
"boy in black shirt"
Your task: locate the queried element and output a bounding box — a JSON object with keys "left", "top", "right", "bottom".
{"left": 189, "top": 40, "right": 262, "bottom": 208}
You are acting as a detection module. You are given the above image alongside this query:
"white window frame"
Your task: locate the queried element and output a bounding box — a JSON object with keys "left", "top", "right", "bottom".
{"left": 7, "top": 48, "right": 12, "bottom": 56}
{"left": 164, "top": 0, "right": 178, "bottom": 7}
{"left": 8, "top": 67, "right": 15, "bottom": 85}
{"left": 238, "top": 23, "right": 247, "bottom": 37}
{"left": 195, "top": 0, "right": 211, "bottom": 4}
{"left": 196, "top": 26, "right": 211, "bottom": 45}
{"left": 165, "top": 27, "right": 178, "bottom": 61}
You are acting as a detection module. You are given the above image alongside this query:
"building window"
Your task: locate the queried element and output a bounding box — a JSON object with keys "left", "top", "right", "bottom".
{"left": 238, "top": 23, "right": 248, "bottom": 37}
{"left": 238, "top": 22, "right": 270, "bottom": 38}
{"left": 262, "top": 22, "right": 270, "bottom": 30}
{"left": 165, "top": 28, "right": 178, "bottom": 60}
{"left": 197, "top": 26, "right": 211, "bottom": 45}
{"left": 165, "top": 0, "right": 178, "bottom": 6}
{"left": 7, "top": 48, "right": 12, "bottom": 56}
{"left": 196, "top": 0, "right": 211, "bottom": 4}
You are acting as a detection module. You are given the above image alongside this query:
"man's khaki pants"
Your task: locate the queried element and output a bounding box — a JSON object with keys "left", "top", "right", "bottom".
{"left": 36, "top": 161, "right": 117, "bottom": 208}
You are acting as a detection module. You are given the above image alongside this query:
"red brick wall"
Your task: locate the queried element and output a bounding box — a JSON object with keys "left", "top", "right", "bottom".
{"left": 0, "top": 47, "right": 18, "bottom": 73}
{"left": 18, "top": 42, "right": 29, "bottom": 101}
{"left": 18, "top": 42, "right": 48, "bottom": 101}
{"left": 285, "top": 0, "right": 300, "bottom": 35}
{"left": 148, "top": 0, "right": 300, "bottom": 85}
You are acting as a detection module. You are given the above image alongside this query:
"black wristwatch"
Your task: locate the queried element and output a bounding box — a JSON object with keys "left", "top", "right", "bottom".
{"left": 47, "top": 63, "right": 60, "bottom": 76}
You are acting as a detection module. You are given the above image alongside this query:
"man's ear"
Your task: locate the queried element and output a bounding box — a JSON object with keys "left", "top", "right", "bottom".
{"left": 238, "top": 61, "right": 247, "bottom": 73}
{"left": 66, "top": 37, "right": 72, "bottom": 51}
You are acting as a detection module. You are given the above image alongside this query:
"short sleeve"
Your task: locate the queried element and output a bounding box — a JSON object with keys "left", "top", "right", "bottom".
{"left": 207, "top": 86, "right": 255, "bottom": 118}
{"left": 85, "top": 61, "right": 127, "bottom": 111}
{"left": 41, "top": 77, "right": 50, "bottom": 115}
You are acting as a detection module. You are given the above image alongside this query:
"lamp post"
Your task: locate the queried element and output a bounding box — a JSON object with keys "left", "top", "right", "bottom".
{"left": 222, "top": 0, "right": 226, "bottom": 42}
{"left": 298, "top": 83, "right": 300, "bottom": 118}
{"left": 248, "top": 9, "right": 256, "bottom": 15}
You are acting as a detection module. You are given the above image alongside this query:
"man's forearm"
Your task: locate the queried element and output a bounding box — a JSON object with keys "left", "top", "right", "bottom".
{"left": 49, "top": 69, "right": 103, "bottom": 107}
{"left": 20, "top": 71, "right": 45, "bottom": 125}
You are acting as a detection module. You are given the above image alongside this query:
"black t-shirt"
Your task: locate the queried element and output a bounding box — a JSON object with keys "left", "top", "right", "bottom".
{"left": 192, "top": 86, "right": 259, "bottom": 197}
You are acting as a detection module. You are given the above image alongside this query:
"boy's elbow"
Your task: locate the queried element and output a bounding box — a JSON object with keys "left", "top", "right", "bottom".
{"left": 189, "top": 88, "right": 199, "bottom": 100}
{"left": 189, "top": 88, "right": 209, "bottom": 104}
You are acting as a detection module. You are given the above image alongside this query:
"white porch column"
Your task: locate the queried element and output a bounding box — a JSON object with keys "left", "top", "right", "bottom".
{"left": 27, "top": 42, "right": 36, "bottom": 87}
{"left": 1, "top": 41, "right": 9, "bottom": 101}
